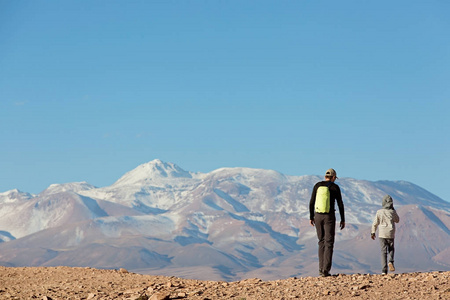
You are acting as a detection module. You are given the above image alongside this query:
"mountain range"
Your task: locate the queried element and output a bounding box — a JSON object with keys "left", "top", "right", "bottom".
{"left": 0, "top": 159, "right": 449, "bottom": 281}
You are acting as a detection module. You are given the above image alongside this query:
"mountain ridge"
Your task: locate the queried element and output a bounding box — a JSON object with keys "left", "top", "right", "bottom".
{"left": 0, "top": 159, "right": 448, "bottom": 281}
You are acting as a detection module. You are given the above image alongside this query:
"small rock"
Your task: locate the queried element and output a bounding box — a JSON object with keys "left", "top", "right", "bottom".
{"left": 129, "top": 295, "right": 146, "bottom": 300}
{"left": 359, "top": 284, "right": 370, "bottom": 290}
{"left": 124, "top": 288, "right": 144, "bottom": 294}
{"left": 149, "top": 292, "right": 170, "bottom": 300}
{"left": 119, "top": 268, "right": 129, "bottom": 273}
{"left": 243, "top": 278, "right": 262, "bottom": 284}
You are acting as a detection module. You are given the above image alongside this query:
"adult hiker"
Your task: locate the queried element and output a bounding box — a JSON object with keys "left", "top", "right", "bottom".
{"left": 309, "top": 168, "right": 345, "bottom": 277}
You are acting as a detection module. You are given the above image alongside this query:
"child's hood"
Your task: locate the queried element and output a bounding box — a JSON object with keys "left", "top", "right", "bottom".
{"left": 382, "top": 195, "right": 394, "bottom": 209}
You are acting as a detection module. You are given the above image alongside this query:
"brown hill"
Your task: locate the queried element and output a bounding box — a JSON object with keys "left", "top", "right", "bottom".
{"left": 0, "top": 266, "right": 448, "bottom": 299}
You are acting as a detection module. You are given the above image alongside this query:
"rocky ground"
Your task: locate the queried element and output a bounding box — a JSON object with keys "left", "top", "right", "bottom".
{"left": 0, "top": 267, "right": 449, "bottom": 299}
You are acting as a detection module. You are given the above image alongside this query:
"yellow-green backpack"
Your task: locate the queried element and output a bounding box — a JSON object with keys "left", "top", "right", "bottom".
{"left": 315, "top": 183, "right": 331, "bottom": 213}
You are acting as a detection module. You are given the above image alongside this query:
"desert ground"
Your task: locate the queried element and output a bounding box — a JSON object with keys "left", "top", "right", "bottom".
{"left": 0, "top": 266, "right": 448, "bottom": 299}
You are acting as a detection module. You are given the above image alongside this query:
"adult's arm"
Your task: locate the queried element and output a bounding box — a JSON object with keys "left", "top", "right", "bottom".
{"left": 335, "top": 185, "right": 345, "bottom": 223}
{"left": 309, "top": 183, "right": 318, "bottom": 221}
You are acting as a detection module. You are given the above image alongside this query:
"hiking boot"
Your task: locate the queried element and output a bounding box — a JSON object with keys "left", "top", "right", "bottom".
{"left": 321, "top": 271, "right": 330, "bottom": 277}
{"left": 388, "top": 262, "right": 395, "bottom": 272}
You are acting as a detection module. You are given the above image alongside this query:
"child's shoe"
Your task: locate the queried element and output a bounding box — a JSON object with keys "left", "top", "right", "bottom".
{"left": 388, "top": 262, "right": 395, "bottom": 272}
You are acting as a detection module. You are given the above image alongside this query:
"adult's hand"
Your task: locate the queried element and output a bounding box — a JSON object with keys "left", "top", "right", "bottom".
{"left": 340, "top": 221, "right": 345, "bottom": 230}
{"left": 310, "top": 220, "right": 315, "bottom": 227}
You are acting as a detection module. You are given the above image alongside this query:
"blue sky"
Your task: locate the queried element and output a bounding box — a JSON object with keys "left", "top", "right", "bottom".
{"left": 1, "top": 1, "right": 449, "bottom": 201}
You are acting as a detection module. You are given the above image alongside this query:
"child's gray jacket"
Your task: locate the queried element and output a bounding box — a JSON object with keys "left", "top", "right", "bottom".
{"left": 371, "top": 195, "right": 400, "bottom": 239}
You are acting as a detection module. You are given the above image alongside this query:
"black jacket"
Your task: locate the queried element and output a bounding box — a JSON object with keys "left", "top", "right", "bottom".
{"left": 309, "top": 180, "right": 345, "bottom": 222}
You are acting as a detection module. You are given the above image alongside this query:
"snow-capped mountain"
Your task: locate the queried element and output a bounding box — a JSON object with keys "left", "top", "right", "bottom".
{"left": 113, "top": 159, "right": 196, "bottom": 186}
{"left": 0, "top": 189, "right": 34, "bottom": 203}
{"left": 0, "top": 159, "right": 448, "bottom": 280}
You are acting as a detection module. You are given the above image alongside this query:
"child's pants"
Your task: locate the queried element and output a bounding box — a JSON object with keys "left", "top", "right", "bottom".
{"left": 379, "top": 238, "right": 395, "bottom": 273}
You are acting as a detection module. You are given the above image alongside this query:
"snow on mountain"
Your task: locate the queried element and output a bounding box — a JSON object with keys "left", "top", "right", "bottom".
{"left": 0, "top": 189, "right": 142, "bottom": 240}
{"left": 80, "top": 160, "right": 205, "bottom": 212}
{"left": 0, "top": 231, "right": 15, "bottom": 243}
{"left": 0, "top": 159, "right": 449, "bottom": 280}
{"left": 112, "top": 159, "right": 199, "bottom": 186}
{"left": 40, "top": 182, "right": 97, "bottom": 195}
{"left": 0, "top": 189, "right": 34, "bottom": 203}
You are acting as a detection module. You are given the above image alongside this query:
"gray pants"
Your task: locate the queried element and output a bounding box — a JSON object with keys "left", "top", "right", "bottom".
{"left": 379, "top": 238, "right": 395, "bottom": 273}
{"left": 314, "top": 213, "right": 336, "bottom": 274}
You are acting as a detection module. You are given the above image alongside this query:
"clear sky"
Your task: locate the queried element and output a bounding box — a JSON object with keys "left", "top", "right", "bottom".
{"left": 1, "top": 1, "right": 449, "bottom": 201}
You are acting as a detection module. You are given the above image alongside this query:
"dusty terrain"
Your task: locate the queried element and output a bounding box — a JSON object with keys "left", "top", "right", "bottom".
{"left": 0, "top": 267, "right": 449, "bottom": 300}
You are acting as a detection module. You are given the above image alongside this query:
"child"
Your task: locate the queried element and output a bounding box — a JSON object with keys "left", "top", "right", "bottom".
{"left": 371, "top": 195, "right": 400, "bottom": 274}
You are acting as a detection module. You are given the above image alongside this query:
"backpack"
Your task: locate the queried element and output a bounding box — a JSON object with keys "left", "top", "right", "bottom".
{"left": 315, "top": 182, "right": 332, "bottom": 213}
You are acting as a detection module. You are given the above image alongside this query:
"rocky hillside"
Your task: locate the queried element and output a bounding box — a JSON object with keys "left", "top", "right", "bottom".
{"left": 0, "top": 267, "right": 448, "bottom": 299}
